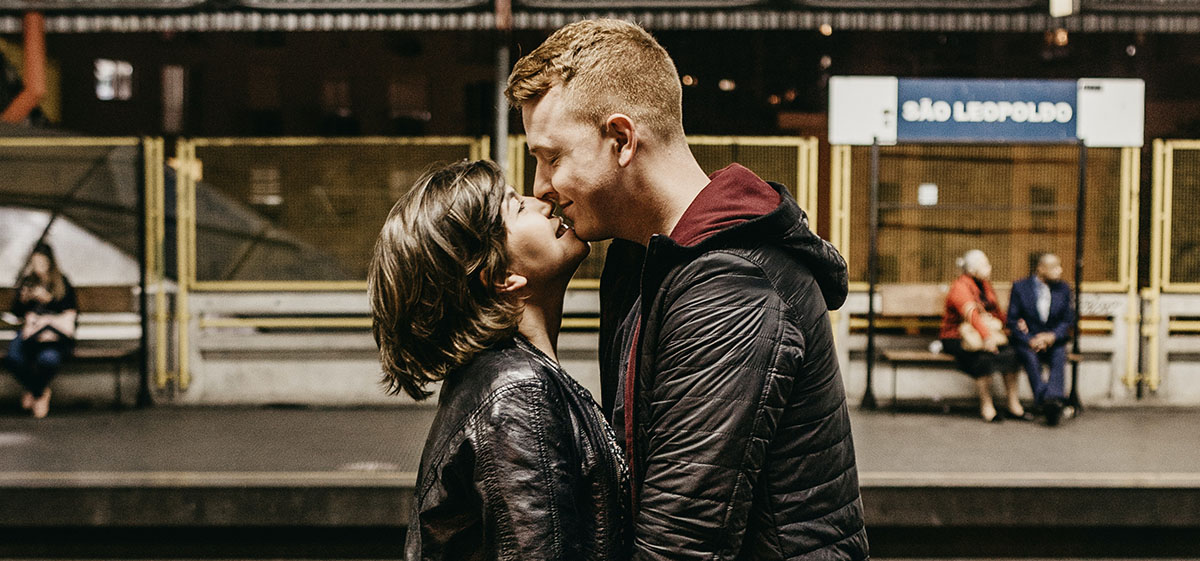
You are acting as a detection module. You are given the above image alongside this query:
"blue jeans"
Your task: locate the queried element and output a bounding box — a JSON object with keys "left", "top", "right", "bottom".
{"left": 3, "top": 334, "right": 71, "bottom": 398}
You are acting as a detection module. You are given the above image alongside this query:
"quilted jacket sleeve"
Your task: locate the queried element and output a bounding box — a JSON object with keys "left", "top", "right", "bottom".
{"left": 474, "top": 380, "right": 585, "bottom": 561}
{"left": 633, "top": 253, "right": 804, "bottom": 560}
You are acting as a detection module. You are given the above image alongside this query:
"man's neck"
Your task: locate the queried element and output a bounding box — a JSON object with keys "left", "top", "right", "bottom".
{"left": 624, "top": 144, "right": 712, "bottom": 246}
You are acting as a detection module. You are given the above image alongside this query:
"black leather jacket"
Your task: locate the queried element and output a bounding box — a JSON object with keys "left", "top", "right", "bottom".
{"left": 604, "top": 184, "right": 869, "bottom": 560}
{"left": 406, "top": 335, "right": 630, "bottom": 561}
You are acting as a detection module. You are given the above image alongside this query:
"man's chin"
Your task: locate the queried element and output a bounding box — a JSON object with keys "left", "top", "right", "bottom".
{"left": 572, "top": 225, "right": 609, "bottom": 244}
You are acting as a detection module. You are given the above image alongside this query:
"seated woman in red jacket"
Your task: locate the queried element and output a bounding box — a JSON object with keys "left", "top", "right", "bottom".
{"left": 940, "top": 249, "right": 1025, "bottom": 423}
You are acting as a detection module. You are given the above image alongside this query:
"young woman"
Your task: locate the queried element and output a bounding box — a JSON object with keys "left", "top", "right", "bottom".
{"left": 368, "top": 160, "right": 629, "bottom": 560}
{"left": 940, "top": 249, "right": 1025, "bottom": 423}
{"left": 4, "top": 242, "right": 77, "bottom": 419}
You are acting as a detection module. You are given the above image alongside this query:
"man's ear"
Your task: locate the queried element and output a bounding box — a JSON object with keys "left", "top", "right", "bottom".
{"left": 492, "top": 272, "right": 528, "bottom": 294}
{"left": 605, "top": 114, "right": 637, "bottom": 168}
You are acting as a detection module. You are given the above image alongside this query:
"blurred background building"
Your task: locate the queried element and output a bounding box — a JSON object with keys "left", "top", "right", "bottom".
{"left": 3, "top": 2, "right": 1200, "bottom": 559}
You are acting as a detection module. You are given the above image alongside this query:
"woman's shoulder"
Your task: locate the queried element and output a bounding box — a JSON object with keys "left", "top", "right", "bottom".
{"left": 441, "top": 339, "right": 560, "bottom": 407}
{"left": 950, "top": 274, "right": 983, "bottom": 293}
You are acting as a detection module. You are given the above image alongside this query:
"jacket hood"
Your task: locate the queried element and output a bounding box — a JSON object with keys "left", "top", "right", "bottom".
{"left": 761, "top": 183, "right": 849, "bottom": 310}
{"left": 646, "top": 182, "right": 848, "bottom": 311}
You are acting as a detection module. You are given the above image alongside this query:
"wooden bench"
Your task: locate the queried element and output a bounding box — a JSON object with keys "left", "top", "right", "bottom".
{"left": 882, "top": 347, "right": 1084, "bottom": 411}
{"left": 871, "top": 284, "right": 1094, "bottom": 410}
{"left": 1, "top": 286, "right": 141, "bottom": 409}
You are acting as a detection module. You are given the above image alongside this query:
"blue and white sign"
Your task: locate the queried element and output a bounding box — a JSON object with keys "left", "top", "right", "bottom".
{"left": 829, "top": 77, "right": 1144, "bottom": 147}
{"left": 897, "top": 79, "right": 1076, "bottom": 143}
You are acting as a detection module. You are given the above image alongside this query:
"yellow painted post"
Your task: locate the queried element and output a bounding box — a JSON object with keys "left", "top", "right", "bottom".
{"left": 141, "top": 137, "right": 170, "bottom": 390}
{"left": 175, "top": 138, "right": 194, "bottom": 391}
{"left": 828, "top": 144, "right": 852, "bottom": 329}
{"left": 1121, "top": 146, "right": 1142, "bottom": 389}
{"left": 154, "top": 138, "right": 169, "bottom": 390}
{"left": 141, "top": 138, "right": 155, "bottom": 384}
{"left": 1141, "top": 140, "right": 1167, "bottom": 391}
{"left": 800, "top": 136, "right": 820, "bottom": 229}
{"left": 474, "top": 136, "right": 490, "bottom": 162}
{"left": 508, "top": 135, "right": 527, "bottom": 195}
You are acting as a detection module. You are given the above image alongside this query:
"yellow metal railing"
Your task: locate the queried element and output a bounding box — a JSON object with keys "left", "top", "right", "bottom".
{"left": 830, "top": 143, "right": 1142, "bottom": 388}
{"left": 170, "top": 136, "right": 487, "bottom": 388}
{"left": 0, "top": 136, "right": 141, "bottom": 147}
{"left": 1155, "top": 139, "right": 1200, "bottom": 294}
{"left": 167, "top": 135, "right": 821, "bottom": 385}
{"left": 829, "top": 144, "right": 1140, "bottom": 294}
{"left": 175, "top": 138, "right": 195, "bottom": 389}
{"left": 1143, "top": 139, "right": 1200, "bottom": 391}
{"left": 7, "top": 135, "right": 1172, "bottom": 397}
{"left": 0, "top": 136, "right": 174, "bottom": 388}
{"left": 141, "top": 137, "right": 170, "bottom": 390}
{"left": 174, "top": 136, "right": 487, "bottom": 292}
{"left": 1120, "top": 145, "right": 1142, "bottom": 389}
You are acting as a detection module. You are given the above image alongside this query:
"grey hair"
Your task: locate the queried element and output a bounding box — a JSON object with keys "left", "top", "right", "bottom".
{"left": 956, "top": 249, "right": 989, "bottom": 275}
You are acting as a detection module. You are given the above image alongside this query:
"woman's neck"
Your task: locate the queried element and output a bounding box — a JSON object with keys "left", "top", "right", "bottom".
{"left": 516, "top": 283, "right": 567, "bottom": 363}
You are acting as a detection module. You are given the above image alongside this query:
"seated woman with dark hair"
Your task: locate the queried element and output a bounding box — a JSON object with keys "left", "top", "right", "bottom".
{"left": 4, "top": 242, "right": 77, "bottom": 419}
{"left": 369, "top": 160, "right": 628, "bottom": 560}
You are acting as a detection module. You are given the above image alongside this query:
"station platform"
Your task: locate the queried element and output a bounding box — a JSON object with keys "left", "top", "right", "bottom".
{"left": 1, "top": 404, "right": 1198, "bottom": 558}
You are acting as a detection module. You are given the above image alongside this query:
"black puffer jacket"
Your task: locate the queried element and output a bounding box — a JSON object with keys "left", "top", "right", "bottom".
{"left": 605, "top": 183, "right": 869, "bottom": 560}
{"left": 406, "top": 336, "right": 630, "bottom": 561}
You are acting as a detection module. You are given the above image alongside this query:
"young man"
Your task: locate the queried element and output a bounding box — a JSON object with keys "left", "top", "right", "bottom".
{"left": 1008, "top": 253, "right": 1075, "bottom": 426}
{"left": 507, "top": 19, "right": 868, "bottom": 560}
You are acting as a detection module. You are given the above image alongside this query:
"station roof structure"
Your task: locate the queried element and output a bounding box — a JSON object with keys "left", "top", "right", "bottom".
{"left": 1, "top": 0, "right": 1200, "bottom": 33}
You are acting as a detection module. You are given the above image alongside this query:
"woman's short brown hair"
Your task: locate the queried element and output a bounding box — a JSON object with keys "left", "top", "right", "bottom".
{"left": 368, "top": 160, "right": 520, "bottom": 400}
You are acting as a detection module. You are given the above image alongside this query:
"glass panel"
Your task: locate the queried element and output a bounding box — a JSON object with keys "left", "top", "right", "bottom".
{"left": 0, "top": 143, "right": 142, "bottom": 272}
{"left": 1170, "top": 148, "right": 1200, "bottom": 285}
{"left": 192, "top": 140, "right": 474, "bottom": 282}
{"left": 847, "top": 144, "right": 1122, "bottom": 285}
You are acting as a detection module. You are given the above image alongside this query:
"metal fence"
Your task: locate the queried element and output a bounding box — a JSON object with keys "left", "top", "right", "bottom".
{"left": 175, "top": 136, "right": 486, "bottom": 290}
{"left": 1143, "top": 139, "right": 1200, "bottom": 393}
{"left": 1153, "top": 140, "right": 1200, "bottom": 293}
{"left": 13, "top": 135, "right": 1162, "bottom": 397}
{"left": 0, "top": 136, "right": 169, "bottom": 390}
{"left": 830, "top": 143, "right": 1140, "bottom": 294}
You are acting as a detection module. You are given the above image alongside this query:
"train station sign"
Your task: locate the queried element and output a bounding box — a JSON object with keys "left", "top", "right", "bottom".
{"left": 829, "top": 77, "right": 1144, "bottom": 147}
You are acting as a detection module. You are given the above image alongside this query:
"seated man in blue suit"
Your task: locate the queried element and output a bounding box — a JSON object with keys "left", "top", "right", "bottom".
{"left": 1007, "top": 253, "right": 1075, "bottom": 426}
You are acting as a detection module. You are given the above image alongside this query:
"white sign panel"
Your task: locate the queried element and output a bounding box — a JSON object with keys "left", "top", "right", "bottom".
{"left": 829, "top": 76, "right": 897, "bottom": 146}
{"left": 1076, "top": 78, "right": 1145, "bottom": 148}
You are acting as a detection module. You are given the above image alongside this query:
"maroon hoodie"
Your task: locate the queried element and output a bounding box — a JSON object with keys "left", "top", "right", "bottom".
{"left": 670, "top": 163, "right": 781, "bottom": 247}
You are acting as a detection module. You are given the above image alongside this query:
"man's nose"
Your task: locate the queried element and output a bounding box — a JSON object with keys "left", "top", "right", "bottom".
{"left": 527, "top": 196, "right": 554, "bottom": 217}
{"left": 531, "top": 165, "right": 556, "bottom": 202}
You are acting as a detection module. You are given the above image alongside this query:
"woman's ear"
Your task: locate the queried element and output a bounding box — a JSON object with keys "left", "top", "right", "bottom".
{"left": 488, "top": 271, "right": 528, "bottom": 294}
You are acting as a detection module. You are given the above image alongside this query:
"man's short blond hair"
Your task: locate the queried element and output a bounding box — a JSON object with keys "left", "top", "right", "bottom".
{"left": 506, "top": 19, "right": 684, "bottom": 142}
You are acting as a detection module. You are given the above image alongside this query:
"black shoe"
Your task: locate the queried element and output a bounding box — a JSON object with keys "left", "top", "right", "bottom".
{"left": 1004, "top": 407, "right": 1035, "bottom": 421}
{"left": 1044, "top": 400, "right": 1064, "bottom": 427}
